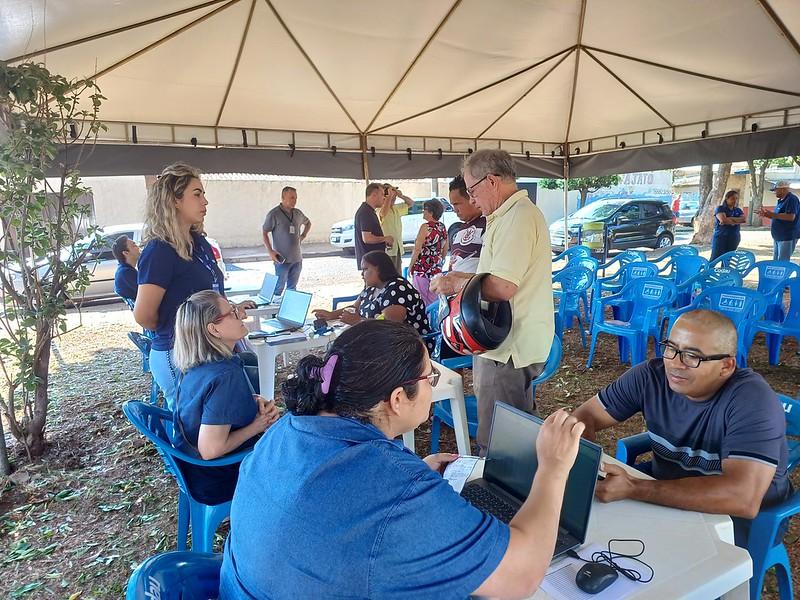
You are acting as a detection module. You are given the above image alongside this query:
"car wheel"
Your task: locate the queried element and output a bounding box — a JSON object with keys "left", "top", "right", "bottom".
{"left": 656, "top": 233, "right": 673, "bottom": 249}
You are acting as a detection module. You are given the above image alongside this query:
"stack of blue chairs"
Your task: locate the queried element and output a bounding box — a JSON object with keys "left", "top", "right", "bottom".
{"left": 744, "top": 261, "right": 800, "bottom": 322}
{"left": 649, "top": 245, "right": 699, "bottom": 279}
{"left": 746, "top": 278, "right": 800, "bottom": 366}
{"left": 707, "top": 250, "right": 756, "bottom": 277}
{"left": 553, "top": 265, "right": 594, "bottom": 346}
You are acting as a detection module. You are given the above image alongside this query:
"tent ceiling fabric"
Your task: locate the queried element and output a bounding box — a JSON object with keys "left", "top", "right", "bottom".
{"left": 3, "top": 0, "right": 800, "bottom": 177}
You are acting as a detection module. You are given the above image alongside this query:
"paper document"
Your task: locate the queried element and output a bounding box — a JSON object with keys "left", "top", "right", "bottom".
{"left": 443, "top": 456, "right": 480, "bottom": 493}
{"left": 541, "top": 543, "right": 647, "bottom": 600}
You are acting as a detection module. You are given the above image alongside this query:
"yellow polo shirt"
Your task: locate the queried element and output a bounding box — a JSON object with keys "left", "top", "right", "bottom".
{"left": 379, "top": 203, "right": 408, "bottom": 256}
{"left": 477, "top": 189, "right": 554, "bottom": 368}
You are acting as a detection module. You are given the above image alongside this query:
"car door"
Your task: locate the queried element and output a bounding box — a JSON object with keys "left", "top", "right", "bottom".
{"left": 86, "top": 231, "right": 134, "bottom": 298}
{"left": 639, "top": 202, "right": 664, "bottom": 246}
{"left": 607, "top": 203, "right": 641, "bottom": 249}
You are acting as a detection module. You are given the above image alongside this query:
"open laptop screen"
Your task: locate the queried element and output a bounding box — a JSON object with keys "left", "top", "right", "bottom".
{"left": 277, "top": 290, "right": 312, "bottom": 325}
{"left": 259, "top": 273, "right": 279, "bottom": 301}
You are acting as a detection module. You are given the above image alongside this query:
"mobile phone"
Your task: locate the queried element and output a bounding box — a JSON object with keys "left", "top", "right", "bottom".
{"left": 275, "top": 253, "right": 286, "bottom": 264}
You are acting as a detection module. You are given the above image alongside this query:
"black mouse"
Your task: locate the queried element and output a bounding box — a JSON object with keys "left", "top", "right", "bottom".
{"left": 575, "top": 562, "right": 619, "bottom": 594}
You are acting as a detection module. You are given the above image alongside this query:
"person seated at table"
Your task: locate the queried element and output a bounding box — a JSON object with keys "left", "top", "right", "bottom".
{"left": 112, "top": 234, "right": 141, "bottom": 303}
{"left": 313, "top": 250, "right": 432, "bottom": 340}
{"left": 171, "top": 290, "right": 280, "bottom": 506}
{"left": 220, "top": 319, "right": 584, "bottom": 599}
{"left": 571, "top": 309, "right": 791, "bottom": 546}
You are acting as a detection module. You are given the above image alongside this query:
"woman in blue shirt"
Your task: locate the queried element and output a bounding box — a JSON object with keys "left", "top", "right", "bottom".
{"left": 134, "top": 163, "right": 254, "bottom": 408}
{"left": 710, "top": 190, "right": 745, "bottom": 261}
{"left": 220, "top": 319, "right": 583, "bottom": 599}
{"left": 172, "top": 290, "right": 279, "bottom": 505}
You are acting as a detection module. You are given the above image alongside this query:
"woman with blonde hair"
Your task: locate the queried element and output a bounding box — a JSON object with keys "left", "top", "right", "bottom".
{"left": 134, "top": 162, "right": 253, "bottom": 408}
{"left": 171, "top": 290, "right": 279, "bottom": 505}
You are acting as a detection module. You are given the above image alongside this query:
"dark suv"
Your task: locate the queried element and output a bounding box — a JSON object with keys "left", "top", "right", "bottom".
{"left": 549, "top": 198, "right": 676, "bottom": 254}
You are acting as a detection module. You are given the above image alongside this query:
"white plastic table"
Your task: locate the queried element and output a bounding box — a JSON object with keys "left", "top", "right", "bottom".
{"left": 468, "top": 457, "right": 752, "bottom": 600}
{"left": 241, "top": 304, "right": 280, "bottom": 333}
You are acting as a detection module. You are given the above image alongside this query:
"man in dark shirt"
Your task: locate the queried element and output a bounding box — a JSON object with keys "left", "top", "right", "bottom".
{"left": 112, "top": 234, "right": 141, "bottom": 303}
{"left": 354, "top": 182, "right": 394, "bottom": 268}
{"left": 572, "top": 309, "right": 790, "bottom": 546}
{"left": 757, "top": 180, "right": 799, "bottom": 261}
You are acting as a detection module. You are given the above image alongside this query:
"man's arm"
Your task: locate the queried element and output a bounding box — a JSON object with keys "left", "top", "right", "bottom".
{"left": 362, "top": 231, "right": 392, "bottom": 245}
{"left": 480, "top": 274, "right": 517, "bottom": 302}
{"left": 397, "top": 190, "right": 414, "bottom": 208}
{"left": 571, "top": 395, "right": 620, "bottom": 442}
{"left": 598, "top": 458, "right": 775, "bottom": 519}
{"left": 300, "top": 220, "right": 312, "bottom": 242}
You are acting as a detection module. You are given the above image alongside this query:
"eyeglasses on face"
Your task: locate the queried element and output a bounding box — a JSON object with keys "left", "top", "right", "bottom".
{"left": 400, "top": 366, "right": 441, "bottom": 388}
{"left": 212, "top": 304, "right": 243, "bottom": 324}
{"left": 466, "top": 174, "right": 494, "bottom": 198}
{"left": 658, "top": 341, "right": 730, "bottom": 368}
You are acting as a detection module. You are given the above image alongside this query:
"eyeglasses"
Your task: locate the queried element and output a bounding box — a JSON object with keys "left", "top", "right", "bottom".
{"left": 466, "top": 174, "right": 493, "bottom": 198}
{"left": 212, "top": 305, "right": 243, "bottom": 324}
{"left": 400, "top": 366, "right": 441, "bottom": 388}
{"left": 658, "top": 341, "right": 731, "bottom": 368}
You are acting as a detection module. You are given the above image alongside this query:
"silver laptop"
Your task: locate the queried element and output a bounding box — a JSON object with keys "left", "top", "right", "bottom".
{"left": 257, "top": 289, "right": 313, "bottom": 334}
{"left": 461, "top": 402, "right": 602, "bottom": 558}
{"left": 228, "top": 272, "right": 279, "bottom": 307}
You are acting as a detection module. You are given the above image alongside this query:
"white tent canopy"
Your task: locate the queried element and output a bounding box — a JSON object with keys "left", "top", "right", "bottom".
{"left": 3, "top": 0, "right": 800, "bottom": 177}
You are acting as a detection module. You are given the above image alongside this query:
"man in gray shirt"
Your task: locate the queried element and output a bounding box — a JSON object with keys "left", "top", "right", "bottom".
{"left": 262, "top": 186, "right": 312, "bottom": 296}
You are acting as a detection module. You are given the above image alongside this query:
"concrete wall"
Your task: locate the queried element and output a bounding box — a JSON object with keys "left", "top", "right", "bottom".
{"left": 88, "top": 176, "right": 148, "bottom": 226}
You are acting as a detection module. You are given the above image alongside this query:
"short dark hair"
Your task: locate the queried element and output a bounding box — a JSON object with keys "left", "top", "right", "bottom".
{"left": 423, "top": 199, "right": 444, "bottom": 220}
{"left": 449, "top": 175, "right": 468, "bottom": 199}
{"left": 281, "top": 320, "right": 427, "bottom": 421}
{"left": 281, "top": 186, "right": 296, "bottom": 196}
{"left": 361, "top": 250, "right": 400, "bottom": 282}
{"left": 365, "top": 182, "right": 382, "bottom": 198}
{"left": 112, "top": 235, "right": 130, "bottom": 264}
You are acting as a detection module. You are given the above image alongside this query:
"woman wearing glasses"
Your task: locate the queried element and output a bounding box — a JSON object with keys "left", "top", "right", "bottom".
{"left": 221, "top": 319, "right": 584, "bottom": 599}
{"left": 171, "top": 291, "right": 279, "bottom": 506}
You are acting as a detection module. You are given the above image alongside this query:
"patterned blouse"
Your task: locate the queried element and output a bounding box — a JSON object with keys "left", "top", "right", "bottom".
{"left": 357, "top": 277, "right": 432, "bottom": 343}
{"left": 410, "top": 221, "right": 447, "bottom": 277}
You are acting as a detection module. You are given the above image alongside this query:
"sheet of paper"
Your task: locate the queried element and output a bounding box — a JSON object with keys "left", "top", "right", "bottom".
{"left": 443, "top": 456, "right": 480, "bottom": 493}
{"left": 541, "top": 544, "right": 648, "bottom": 600}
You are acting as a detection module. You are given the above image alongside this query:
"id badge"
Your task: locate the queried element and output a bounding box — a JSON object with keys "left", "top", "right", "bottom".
{"left": 289, "top": 225, "right": 296, "bottom": 234}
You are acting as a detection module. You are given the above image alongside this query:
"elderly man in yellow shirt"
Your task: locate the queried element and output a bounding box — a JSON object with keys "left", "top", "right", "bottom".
{"left": 380, "top": 183, "right": 414, "bottom": 273}
{"left": 431, "top": 149, "right": 554, "bottom": 454}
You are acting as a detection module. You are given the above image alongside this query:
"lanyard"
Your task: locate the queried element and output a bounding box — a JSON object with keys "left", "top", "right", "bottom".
{"left": 193, "top": 236, "right": 222, "bottom": 294}
{"left": 278, "top": 207, "right": 295, "bottom": 224}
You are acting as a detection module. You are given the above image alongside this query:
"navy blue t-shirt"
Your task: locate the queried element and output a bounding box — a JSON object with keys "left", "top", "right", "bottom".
{"left": 713, "top": 205, "right": 744, "bottom": 237}
{"left": 114, "top": 262, "right": 138, "bottom": 301}
{"left": 137, "top": 231, "right": 224, "bottom": 351}
{"left": 220, "top": 414, "right": 509, "bottom": 599}
{"left": 598, "top": 359, "right": 790, "bottom": 507}
{"left": 771, "top": 192, "right": 800, "bottom": 242}
{"left": 172, "top": 356, "right": 258, "bottom": 505}
{"left": 353, "top": 202, "right": 385, "bottom": 266}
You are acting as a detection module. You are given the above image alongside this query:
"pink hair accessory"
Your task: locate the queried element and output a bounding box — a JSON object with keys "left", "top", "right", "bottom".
{"left": 316, "top": 354, "right": 339, "bottom": 395}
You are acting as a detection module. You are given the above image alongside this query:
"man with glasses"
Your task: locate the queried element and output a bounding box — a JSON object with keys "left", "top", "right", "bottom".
{"left": 431, "top": 149, "right": 554, "bottom": 455}
{"left": 571, "top": 309, "right": 790, "bottom": 546}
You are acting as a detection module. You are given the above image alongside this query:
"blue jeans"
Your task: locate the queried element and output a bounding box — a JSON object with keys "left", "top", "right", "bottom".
{"left": 773, "top": 239, "right": 798, "bottom": 261}
{"left": 274, "top": 261, "right": 302, "bottom": 296}
{"left": 149, "top": 348, "right": 177, "bottom": 411}
{"left": 710, "top": 233, "right": 740, "bottom": 262}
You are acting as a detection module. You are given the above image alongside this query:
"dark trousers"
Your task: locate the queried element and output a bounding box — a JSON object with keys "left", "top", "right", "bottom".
{"left": 709, "top": 233, "right": 740, "bottom": 262}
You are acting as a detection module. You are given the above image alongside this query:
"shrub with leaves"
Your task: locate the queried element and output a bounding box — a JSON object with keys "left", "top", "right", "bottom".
{"left": 0, "top": 62, "right": 105, "bottom": 463}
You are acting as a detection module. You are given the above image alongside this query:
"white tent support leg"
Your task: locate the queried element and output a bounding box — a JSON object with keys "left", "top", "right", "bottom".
{"left": 563, "top": 155, "right": 570, "bottom": 250}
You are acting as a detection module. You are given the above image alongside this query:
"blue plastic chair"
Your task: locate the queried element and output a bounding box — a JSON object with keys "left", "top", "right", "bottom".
{"left": 591, "top": 261, "right": 658, "bottom": 322}
{"left": 553, "top": 266, "right": 594, "bottom": 347}
{"left": 649, "top": 246, "right": 699, "bottom": 278}
{"left": 552, "top": 245, "right": 592, "bottom": 263}
{"left": 707, "top": 250, "right": 756, "bottom": 277}
{"left": 747, "top": 278, "right": 800, "bottom": 366}
{"left": 667, "top": 286, "right": 767, "bottom": 367}
{"left": 670, "top": 255, "right": 710, "bottom": 307}
{"left": 332, "top": 294, "right": 359, "bottom": 310}
{"left": 126, "top": 551, "right": 222, "bottom": 600}
{"left": 430, "top": 333, "right": 562, "bottom": 453}
{"left": 127, "top": 332, "right": 160, "bottom": 404}
{"left": 596, "top": 249, "right": 646, "bottom": 277}
{"left": 779, "top": 394, "right": 800, "bottom": 473}
{"left": 122, "top": 401, "right": 251, "bottom": 553}
{"left": 744, "top": 261, "right": 800, "bottom": 322}
{"left": 587, "top": 277, "right": 677, "bottom": 367}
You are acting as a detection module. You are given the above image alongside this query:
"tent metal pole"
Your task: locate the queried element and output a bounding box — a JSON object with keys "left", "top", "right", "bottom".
{"left": 360, "top": 134, "right": 370, "bottom": 182}
{"left": 563, "top": 155, "right": 570, "bottom": 250}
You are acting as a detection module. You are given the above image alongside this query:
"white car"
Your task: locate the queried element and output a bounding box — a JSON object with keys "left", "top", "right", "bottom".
{"left": 330, "top": 198, "right": 461, "bottom": 253}
{"left": 5, "top": 223, "right": 226, "bottom": 303}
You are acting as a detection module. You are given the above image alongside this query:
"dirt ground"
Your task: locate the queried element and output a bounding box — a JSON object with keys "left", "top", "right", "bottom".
{"left": 1, "top": 236, "right": 799, "bottom": 598}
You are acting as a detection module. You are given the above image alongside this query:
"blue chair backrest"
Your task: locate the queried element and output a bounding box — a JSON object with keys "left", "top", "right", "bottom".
{"left": 553, "top": 266, "right": 594, "bottom": 313}
{"left": 567, "top": 256, "right": 599, "bottom": 272}
{"left": 708, "top": 250, "right": 756, "bottom": 275}
{"left": 599, "top": 249, "right": 646, "bottom": 271}
{"left": 619, "top": 261, "right": 659, "bottom": 285}
{"left": 552, "top": 245, "right": 592, "bottom": 263}
{"left": 126, "top": 551, "right": 222, "bottom": 600}
{"left": 673, "top": 255, "right": 709, "bottom": 287}
{"left": 782, "top": 395, "right": 800, "bottom": 438}
{"left": 619, "top": 277, "right": 678, "bottom": 327}
{"left": 703, "top": 267, "right": 744, "bottom": 289}
{"left": 775, "top": 277, "right": 800, "bottom": 324}
{"left": 746, "top": 261, "right": 800, "bottom": 298}
{"left": 535, "top": 334, "right": 563, "bottom": 384}
{"left": 690, "top": 286, "right": 767, "bottom": 326}
{"left": 651, "top": 246, "right": 700, "bottom": 275}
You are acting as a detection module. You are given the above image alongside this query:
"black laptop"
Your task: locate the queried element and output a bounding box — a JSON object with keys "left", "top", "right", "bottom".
{"left": 461, "top": 402, "right": 602, "bottom": 558}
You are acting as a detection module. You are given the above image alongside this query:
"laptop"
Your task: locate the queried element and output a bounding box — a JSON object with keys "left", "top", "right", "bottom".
{"left": 461, "top": 402, "right": 602, "bottom": 558}
{"left": 256, "top": 289, "right": 313, "bottom": 334}
{"left": 228, "top": 272, "right": 280, "bottom": 307}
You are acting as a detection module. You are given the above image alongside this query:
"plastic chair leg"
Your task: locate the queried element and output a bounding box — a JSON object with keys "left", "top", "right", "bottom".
{"left": 577, "top": 314, "right": 587, "bottom": 348}
{"left": 586, "top": 331, "right": 599, "bottom": 368}
{"left": 189, "top": 501, "right": 232, "bottom": 553}
{"left": 430, "top": 415, "right": 441, "bottom": 454}
{"left": 177, "top": 492, "right": 190, "bottom": 551}
{"left": 767, "top": 334, "right": 783, "bottom": 366}
{"left": 149, "top": 379, "right": 160, "bottom": 404}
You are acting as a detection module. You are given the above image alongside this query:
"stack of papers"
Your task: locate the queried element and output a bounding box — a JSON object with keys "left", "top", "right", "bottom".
{"left": 248, "top": 331, "right": 308, "bottom": 345}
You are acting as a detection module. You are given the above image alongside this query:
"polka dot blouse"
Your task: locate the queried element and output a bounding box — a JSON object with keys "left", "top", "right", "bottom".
{"left": 357, "top": 277, "right": 432, "bottom": 341}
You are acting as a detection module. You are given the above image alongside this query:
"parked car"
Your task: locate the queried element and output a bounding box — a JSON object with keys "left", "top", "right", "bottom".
{"left": 672, "top": 194, "right": 700, "bottom": 226}
{"left": 549, "top": 198, "right": 676, "bottom": 255}
{"left": 6, "top": 223, "right": 226, "bottom": 303}
{"left": 330, "top": 198, "right": 461, "bottom": 254}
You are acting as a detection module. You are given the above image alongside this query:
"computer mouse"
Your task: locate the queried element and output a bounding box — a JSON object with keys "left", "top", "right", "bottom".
{"left": 575, "top": 562, "right": 619, "bottom": 594}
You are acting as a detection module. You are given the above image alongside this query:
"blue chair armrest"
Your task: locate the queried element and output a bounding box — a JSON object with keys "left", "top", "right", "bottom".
{"left": 615, "top": 432, "right": 651, "bottom": 466}
{"left": 332, "top": 294, "right": 359, "bottom": 310}
{"left": 752, "top": 489, "right": 800, "bottom": 525}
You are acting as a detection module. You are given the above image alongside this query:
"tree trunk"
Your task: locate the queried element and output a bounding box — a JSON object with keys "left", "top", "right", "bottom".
{"left": 690, "top": 164, "right": 727, "bottom": 245}
{"left": 0, "top": 409, "right": 11, "bottom": 476}
{"left": 27, "top": 325, "right": 52, "bottom": 458}
{"left": 579, "top": 187, "right": 589, "bottom": 208}
{"left": 747, "top": 160, "right": 770, "bottom": 226}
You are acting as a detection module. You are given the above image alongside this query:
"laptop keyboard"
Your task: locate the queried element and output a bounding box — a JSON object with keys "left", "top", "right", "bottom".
{"left": 461, "top": 484, "right": 518, "bottom": 523}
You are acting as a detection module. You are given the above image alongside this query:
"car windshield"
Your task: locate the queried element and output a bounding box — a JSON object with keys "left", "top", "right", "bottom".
{"left": 570, "top": 201, "right": 625, "bottom": 220}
